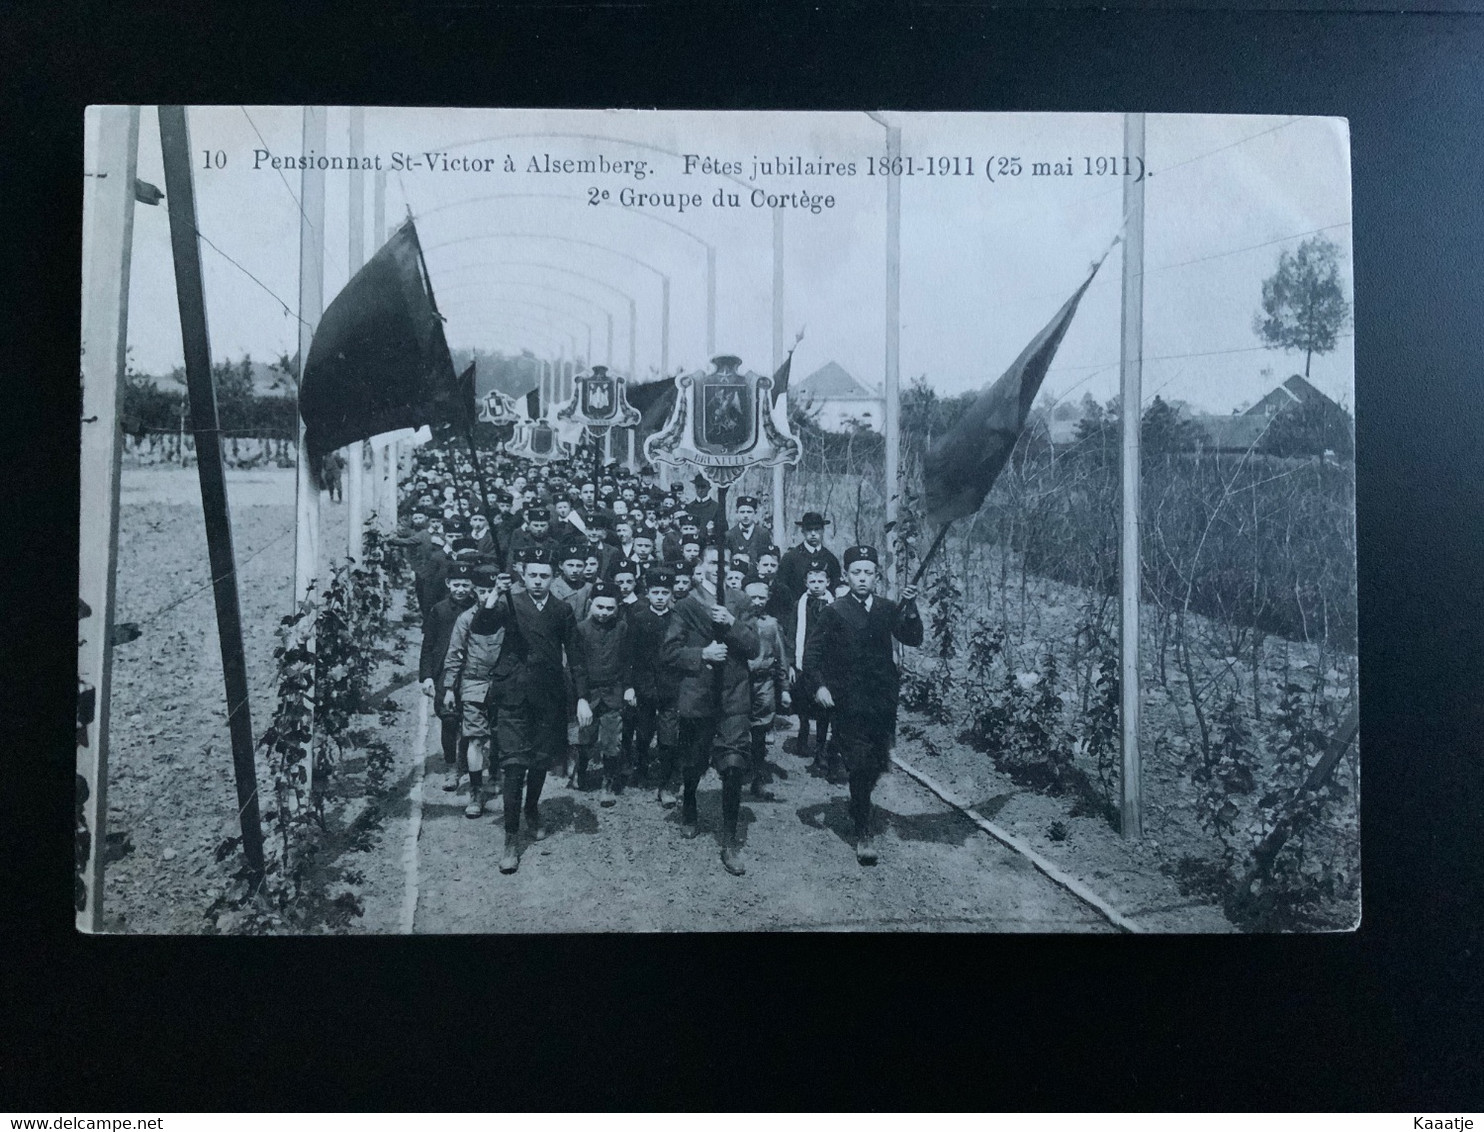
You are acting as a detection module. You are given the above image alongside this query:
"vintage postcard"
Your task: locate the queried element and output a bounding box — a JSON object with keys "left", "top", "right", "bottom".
{"left": 78, "top": 107, "right": 1356, "bottom": 934}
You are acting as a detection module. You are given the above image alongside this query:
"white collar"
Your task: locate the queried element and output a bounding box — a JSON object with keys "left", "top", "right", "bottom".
{"left": 529, "top": 594, "right": 549, "bottom": 611}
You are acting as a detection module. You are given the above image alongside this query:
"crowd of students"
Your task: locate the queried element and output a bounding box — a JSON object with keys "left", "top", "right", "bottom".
{"left": 388, "top": 444, "right": 921, "bottom": 877}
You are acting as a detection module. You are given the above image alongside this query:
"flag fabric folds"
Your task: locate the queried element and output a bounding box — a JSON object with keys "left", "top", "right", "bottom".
{"left": 922, "top": 256, "right": 1107, "bottom": 529}
{"left": 525, "top": 388, "right": 541, "bottom": 421}
{"left": 299, "top": 219, "right": 464, "bottom": 458}
{"left": 628, "top": 376, "right": 677, "bottom": 436}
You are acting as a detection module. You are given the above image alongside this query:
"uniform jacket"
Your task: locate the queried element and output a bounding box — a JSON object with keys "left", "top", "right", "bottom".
{"left": 725, "top": 523, "right": 773, "bottom": 566}
{"left": 661, "top": 585, "right": 759, "bottom": 720}
{"left": 802, "top": 592, "right": 923, "bottom": 727}
{"left": 574, "top": 615, "right": 633, "bottom": 710}
{"left": 550, "top": 576, "right": 593, "bottom": 621}
{"left": 627, "top": 604, "right": 677, "bottom": 706}
{"left": 688, "top": 496, "right": 719, "bottom": 536}
{"left": 488, "top": 590, "right": 585, "bottom": 706}
{"left": 441, "top": 605, "right": 507, "bottom": 694}
{"left": 389, "top": 529, "right": 438, "bottom": 575}
{"left": 778, "top": 542, "right": 842, "bottom": 600}
{"left": 506, "top": 528, "right": 556, "bottom": 567}
{"left": 749, "top": 614, "right": 789, "bottom": 723}
{"left": 420, "top": 595, "right": 476, "bottom": 683}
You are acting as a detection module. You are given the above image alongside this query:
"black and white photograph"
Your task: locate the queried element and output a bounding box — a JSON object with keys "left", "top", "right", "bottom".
{"left": 77, "top": 106, "right": 1358, "bottom": 935}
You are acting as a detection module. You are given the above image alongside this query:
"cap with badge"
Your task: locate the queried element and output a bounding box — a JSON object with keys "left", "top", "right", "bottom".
{"left": 523, "top": 547, "right": 555, "bottom": 567}
{"left": 843, "top": 545, "right": 879, "bottom": 567}
{"left": 448, "top": 561, "right": 475, "bottom": 580}
{"left": 525, "top": 506, "right": 550, "bottom": 522}
{"left": 645, "top": 566, "right": 676, "bottom": 589}
{"left": 560, "top": 543, "right": 588, "bottom": 564}
{"left": 633, "top": 527, "right": 658, "bottom": 544}
{"left": 471, "top": 565, "right": 500, "bottom": 588}
{"left": 610, "top": 557, "right": 637, "bottom": 577}
{"left": 759, "top": 543, "right": 781, "bottom": 560}
{"left": 588, "top": 580, "right": 619, "bottom": 601}
{"left": 736, "top": 495, "right": 760, "bottom": 510}
{"left": 448, "top": 537, "right": 479, "bottom": 559}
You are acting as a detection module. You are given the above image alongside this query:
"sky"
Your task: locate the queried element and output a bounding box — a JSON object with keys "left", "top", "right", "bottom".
{"left": 102, "top": 107, "right": 1353, "bottom": 415}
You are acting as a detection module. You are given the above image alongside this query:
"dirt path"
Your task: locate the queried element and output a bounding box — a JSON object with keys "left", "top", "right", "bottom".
{"left": 390, "top": 714, "right": 1114, "bottom": 934}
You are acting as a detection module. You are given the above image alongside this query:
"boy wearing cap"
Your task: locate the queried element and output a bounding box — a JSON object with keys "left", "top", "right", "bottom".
{"left": 628, "top": 567, "right": 680, "bottom": 801}
{"left": 487, "top": 548, "right": 586, "bottom": 874}
{"left": 803, "top": 545, "right": 922, "bottom": 864}
{"left": 572, "top": 581, "right": 637, "bottom": 806}
{"left": 507, "top": 506, "right": 555, "bottom": 571}
{"left": 441, "top": 567, "right": 509, "bottom": 818}
{"left": 661, "top": 547, "right": 760, "bottom": 876}
{"left": 421, "top": 561, "right": 481, "bottom": 792}
{"left": 779, "top": 512, "right": 841, "bottom": 600}
{"left": 688, "top": 473, "right": 719, "bottom": 538}
{"left": 725, "top": 495, "right": 772, "bottom": 566}
{"left": 551, "top": 543, "right": 593, "bottom": 616}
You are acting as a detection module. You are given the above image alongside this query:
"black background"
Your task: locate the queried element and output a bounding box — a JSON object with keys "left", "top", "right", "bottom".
{"left": 3, "top": 1, "right": 1481, "bottom": 1111}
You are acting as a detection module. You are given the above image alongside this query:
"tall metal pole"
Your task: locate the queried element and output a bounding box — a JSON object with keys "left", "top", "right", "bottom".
{"left": 345, "top": 108, "right": 366, "bottom": 562}
{"left": 294, "top": 107, "right": 326, "bottom": 605}
{"left": 1118, "top": 112, "right": 1146, "bottom": 840}
{"left": 883, "top": 124, "right": 902, "bottom": 589}
{"left": 158, "top": 105, "right": 267, "bottom": 889}
{"left": 76, "top": 105, "right": 140, "bottom": 932}
{"left": 627, "top": 298, "right": 637, "bottom": 380}
{"left": 706, "top": 244, "right": 717, "bottom": 357}
{"left": 660, "top": 275, "right": 671, "bottom": 381}
{"left": 771, "top": 207, "right": 786, "bottom": 545}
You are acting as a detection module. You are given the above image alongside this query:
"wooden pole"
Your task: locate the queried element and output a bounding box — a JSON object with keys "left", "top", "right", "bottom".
{"left": 372, "top": 168, "right": 396, "bottom": 533}
{"left": 1118, "top": 111, "right": 1146, "bottom": 840}
{"left": 158, "top": 105, "right": 267, "bottom": 887}
{"left": 883, "top": 123, "right": 902, "bottom": 591}
{"left": 346, "top": 108, "right": 366, "bottom": 562}
{"left": 294, "top": 107, "right": 326, "bottom": 605}
{"left": 76, "top": 105, "right": 140, "bottom": 932}
{"left": 771, "top": 207, "right": 786, "bottom": 546}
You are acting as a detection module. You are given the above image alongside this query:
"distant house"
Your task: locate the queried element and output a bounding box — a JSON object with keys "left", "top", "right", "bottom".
{"left": 789, "top": 361, "right": 886, "bottom": 432}
{"left": 1243, "top": 373, "right": 1340, "bottom": 418}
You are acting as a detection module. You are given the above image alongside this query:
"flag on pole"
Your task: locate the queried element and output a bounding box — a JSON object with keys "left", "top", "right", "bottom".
{"left": 525, "top": 388, "right": 541, "bottom": 421}
{"left": 769, "top": 328, "right": 805, "bottom": 406}
{"left": 922, "top": 255, "right": 1108, "bottom": 529}
{"left": 629, "top": 375, "right": 677, "bottom": 440}
{"left": 299, "top": 219, "right": 464, "bottom": 458}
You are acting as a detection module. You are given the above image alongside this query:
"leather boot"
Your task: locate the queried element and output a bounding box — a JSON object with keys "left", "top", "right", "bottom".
{"left": 721, "top": 824, "right": 747, "bottom": 876}
{"left": 498, "top": 830, "right": 520, "bottom": 874}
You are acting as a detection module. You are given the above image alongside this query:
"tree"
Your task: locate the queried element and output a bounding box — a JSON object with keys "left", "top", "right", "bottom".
{"left": 1141, "top": 395, "right": 1209, "bottom": 456}
{"left": 1253, "top": 236, "right": 1351, "bottom": 377}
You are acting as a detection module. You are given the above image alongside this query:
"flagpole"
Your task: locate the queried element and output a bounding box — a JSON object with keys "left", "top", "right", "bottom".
{"left": 158, "top": 105, "right": 267, "bottom": 891}
{"left": 295, "top": 107, "right": 326, "bottom": 608}
{"left": 883, "top": 121, "right": 902, "bottom": 592}
{"left": 771, "top": 206, "right": 786, "bottom": 545}
{"left": 346, "top": 108, "right": 366, "bottom": 564}
{"left": 371, "top": 167, "right": 396, "bottom": 534}
{"left": 1118, "top": 112, "right": 1146, "bottom": 841}
{"left": 911, "top": 521, "right": 952, "bottom": 586}
{"left": 76, "top": 105, "right": 141, "bottom": 932}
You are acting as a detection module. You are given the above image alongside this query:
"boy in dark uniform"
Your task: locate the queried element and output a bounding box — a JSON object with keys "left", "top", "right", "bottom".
{"left": 802, "top": 545, "right": 922, "bottom": 864}
{"left": 573, "top": 581, "right": 636, "bottom": 806}
{"left": 486, "top": 548, "right": 585, "bottom": 874}
{"left": 725, "top": 495, "right": 772, "bottom": 565}
{"left": 778, "top": 512, "right": 841, "bottom": 599}
{"left": 661, "top": 548, "right": 759, "bottom": 875}
{"left": 628, "top": 566, "right": 679, "bottom": 803}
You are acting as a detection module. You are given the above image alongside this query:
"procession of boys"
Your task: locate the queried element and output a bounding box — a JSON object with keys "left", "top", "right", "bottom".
{"left": 392, "top": 439, "right": 921, "bottom": 879}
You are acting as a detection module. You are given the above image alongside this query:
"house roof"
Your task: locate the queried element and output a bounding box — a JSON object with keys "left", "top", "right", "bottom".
{"left": 792, "top": 360, "right": 877, "bottom": 400}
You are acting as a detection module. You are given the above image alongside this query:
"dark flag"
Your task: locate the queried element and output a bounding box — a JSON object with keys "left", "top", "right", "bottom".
{"left": 923, "top": 254, "right": 1109, "bottom": 529}
{"left": 525, "top": 388, "right": 541, "bottom": 421}
{"left": 628, "top": 376, "right": 677, "bottom": 435}
{"left": 299, "top": 218, "right": 461, "bottom": 458}
{"left": 431, "top": 362, "right": 478, "bottom": 447}
{"left": 769, "top": 328, "right": 805, "bottom": 405}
